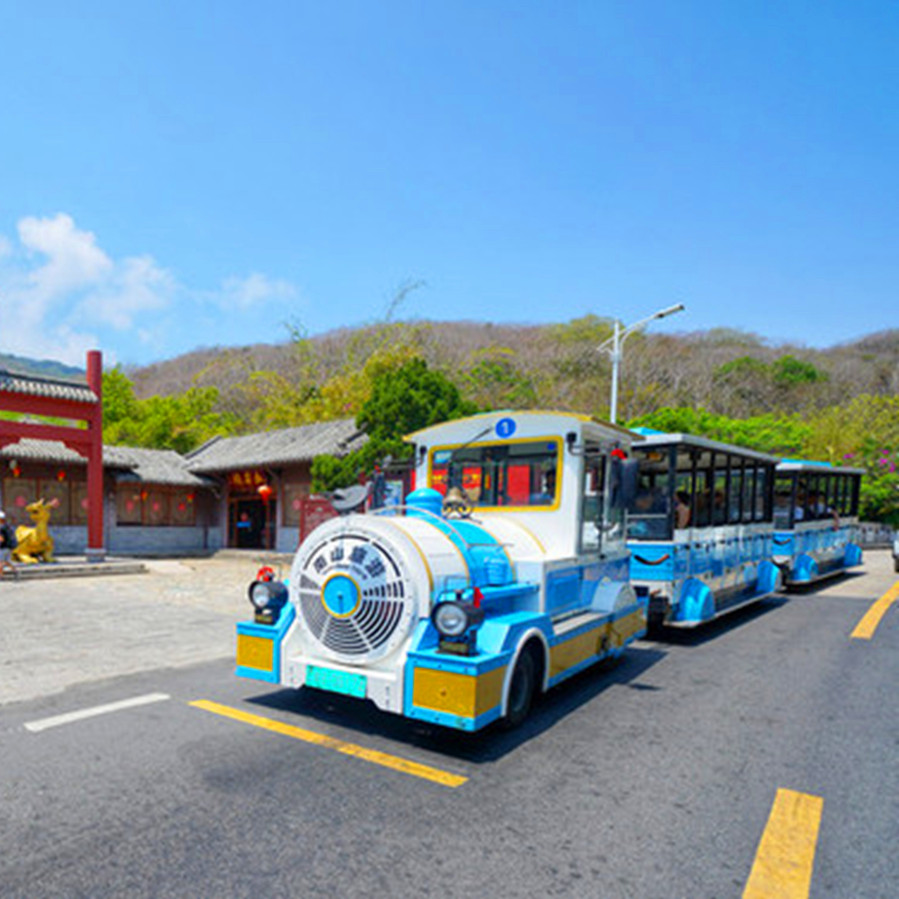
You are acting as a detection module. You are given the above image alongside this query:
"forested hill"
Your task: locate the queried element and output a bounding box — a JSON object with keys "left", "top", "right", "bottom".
{"left": 7, "top": 317, "right": 898, "bottom": 521}
{"left": 127, "top": 318, "right": 899, "bottom": 422}
{"left": 0, "top": 351, "right": 85, "bottom": 381}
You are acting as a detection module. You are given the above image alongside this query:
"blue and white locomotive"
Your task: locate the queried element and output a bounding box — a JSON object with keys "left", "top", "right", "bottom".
{"left": 773, "top": 459, "right": 864, "bottom": 586}
{"left": 627, "top": 429, "right": 782, "bottom": 627}
{"left": 236, "top": 411, "right": 646, "bottom": 731}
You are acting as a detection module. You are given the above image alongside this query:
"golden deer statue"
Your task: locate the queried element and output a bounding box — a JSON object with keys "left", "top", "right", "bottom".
{"left": 13, "top": 497, "right": 59, "bottom": 563}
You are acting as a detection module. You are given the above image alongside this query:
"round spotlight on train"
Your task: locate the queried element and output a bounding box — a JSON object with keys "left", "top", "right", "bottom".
{"left": 247, "top": 579, "right": 288, "bottom": 621}
{"left": 431, "top": 600, "right": 484, "bottom": 639}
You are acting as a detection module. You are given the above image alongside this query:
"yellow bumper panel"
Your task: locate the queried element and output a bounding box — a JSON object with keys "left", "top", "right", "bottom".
{"left": 412, "top": 665, "right": 506, "bottom": 719}
{"left": 237, "top": 634, "right": 274, "bottom": 673}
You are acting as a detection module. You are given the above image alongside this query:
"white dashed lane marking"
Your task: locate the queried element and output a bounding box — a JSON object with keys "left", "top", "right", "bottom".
{"left": 24, "top": 692, "right": 171, "bottom": 733}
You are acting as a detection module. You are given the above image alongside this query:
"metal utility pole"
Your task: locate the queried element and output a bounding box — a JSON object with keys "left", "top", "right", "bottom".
{"left": 599, "top": 303, "right": 686, "bottom": 424}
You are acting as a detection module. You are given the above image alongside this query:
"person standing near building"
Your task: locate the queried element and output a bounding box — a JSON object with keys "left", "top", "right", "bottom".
{"left": 0, "top": 510, "right": 16, "bottom": 576}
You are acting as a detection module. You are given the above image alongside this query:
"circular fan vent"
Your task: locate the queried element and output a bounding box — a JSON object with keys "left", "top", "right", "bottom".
{"left": 294, "top": 532, "right": 415, "bottom": 662}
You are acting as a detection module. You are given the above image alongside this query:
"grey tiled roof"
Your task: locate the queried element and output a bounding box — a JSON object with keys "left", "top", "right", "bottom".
{"left": 0, "top": 369, "right": 98, "bottom": 404}
{"left": 0, "top": 440, "right": 208, "bottom": 486}
{"left": 106, "top": 447, "right": 211, "bottom": 486}
{"left": 0, "top": 439, "right": 105, "bottom": 466}
{"left": 186, "top": 418, "right": 366, "bottom": 472}
{"left": 0, "top": 419, "right": 366, "bottom": 484}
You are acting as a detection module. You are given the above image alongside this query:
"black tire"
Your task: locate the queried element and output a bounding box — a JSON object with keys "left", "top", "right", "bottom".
{"left": 504, "top": 648, "right": 537, "bottom": 729}
{"left": 894, "top": 557, "right": 899, "bottom": 573}
{"left": 646, "top": 612, "right": 665, "bottom": 638}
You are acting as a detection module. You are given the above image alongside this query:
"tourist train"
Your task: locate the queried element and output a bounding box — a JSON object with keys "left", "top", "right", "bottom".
{"left": 626, "top": 429, "right": 782, "bottom": 628}
{"left": 773, "top": 459, "right": 864, "bottom": 586}
{"left": 235, "top": 411, "right": 864, "bottom": 732}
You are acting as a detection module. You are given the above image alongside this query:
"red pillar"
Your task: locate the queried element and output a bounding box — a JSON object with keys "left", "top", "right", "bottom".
{"left": 85, "top": 350, "right": 105, "bottom": 560}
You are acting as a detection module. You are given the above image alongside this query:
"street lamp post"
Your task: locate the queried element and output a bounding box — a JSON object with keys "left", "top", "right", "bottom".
{"left": 599, "top": 303, "right": 685, "bottom": 425}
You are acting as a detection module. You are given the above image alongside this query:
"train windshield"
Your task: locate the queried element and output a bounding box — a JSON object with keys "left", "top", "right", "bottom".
{"left": 429, "top": 439, "right": 561, "bottom": 508}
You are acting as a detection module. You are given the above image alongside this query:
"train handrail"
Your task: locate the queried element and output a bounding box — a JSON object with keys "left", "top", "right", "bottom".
{"left": 369, "top": 503, "right": 510, "bottom": 551}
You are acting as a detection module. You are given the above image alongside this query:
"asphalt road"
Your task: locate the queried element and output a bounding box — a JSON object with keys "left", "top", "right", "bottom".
{"left": 1, "top": 552, "right": 896, "bottom": 898}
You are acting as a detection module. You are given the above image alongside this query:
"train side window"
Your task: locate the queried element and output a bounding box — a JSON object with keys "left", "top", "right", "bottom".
{"left": 728, "top": 460, "right": 743, "bottom": 525}
{"left": 793, "top": 474, "right": 809, "bottom": 523}
{"left": 580, "top": 454, "right": 602, "bottom": 553}
{"left": 674, "top": 448, "right": 694, "bottom": 530}
{"left": 808, "top": 475, "right": 824, "bottom": 520}
{"left": 824, "top": 474, "right": 837, "bottom": 519}
{"left": 581, "top": 450, "right": 627, "bottom": 555}
{"left": 694, "top": 455, "right": 711, "bottom": 527}
{"left": 774, "top": 474, "right": 793, "bottom": 528}
{"left": 604, "top": 455, "right": 628, "bottom": 554}
{"left": 742, "top": 464, "right": 755, "bottom": 523}
{"left": 839, "top": 476, "right": 850, "bottom": 517}
{"left": 712, "top": 453, "right": 728, "bottom": 526}
{"left": 761, "top": 465, "right": 774, "bottom": 522}
{"left": 627, "top": 451, "right": 672, "bottom": 540}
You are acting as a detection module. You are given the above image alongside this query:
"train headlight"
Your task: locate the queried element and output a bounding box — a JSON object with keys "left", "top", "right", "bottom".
{"left": 248, "top": 579, "right": 288, "bottom": 622}
{"left": 432, "top": 601, "right": 469, "bottom": 638}
{"left": 431, "top": 600, "right": 485, "bottom": 639}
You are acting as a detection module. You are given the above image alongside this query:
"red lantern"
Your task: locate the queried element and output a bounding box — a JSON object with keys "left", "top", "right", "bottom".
{"left": 258, "top": 483, "right": 273, "bottom": 503}
{"left": 57, "top": 470, "right": 66, "bottom": 482}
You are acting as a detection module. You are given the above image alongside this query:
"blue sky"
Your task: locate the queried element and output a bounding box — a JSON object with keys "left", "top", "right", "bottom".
{"left": 1, "top": 1, "right": 897, "bottom": 367}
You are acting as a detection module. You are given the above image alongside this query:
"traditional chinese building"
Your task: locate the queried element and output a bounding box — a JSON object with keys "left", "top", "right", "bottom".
{"left": 0, "top": 358, "right": 375, "bottom": 557}
{"left": 0, "top": 438, "right": 217, "bottom": 554}
{"left": 184, "top": 419, "right": 366, "bottom": 552}
{"left": 0, "top": 415, "right": 365, "bottom": 556}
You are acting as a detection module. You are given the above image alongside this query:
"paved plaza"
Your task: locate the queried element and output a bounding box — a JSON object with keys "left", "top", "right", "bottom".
{"left": 0, "top": 552, "right": 292, "bottom": 707}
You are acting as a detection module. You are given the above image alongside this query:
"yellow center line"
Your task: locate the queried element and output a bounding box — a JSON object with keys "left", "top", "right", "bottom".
{"left": 743, "top": 789, "right": 823, "bottom": 899}
{"left": 189, "top": 699, "right": 468, "bottom": 788}
{"left": 851, "top": 581, "right": 899, "bottom": 640}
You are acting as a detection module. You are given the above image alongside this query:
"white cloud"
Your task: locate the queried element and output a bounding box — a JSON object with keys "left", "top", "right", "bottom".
{"left": 0, "top": 214, "right": 172, "bottom": 363}
{"left": 219, "top": 272, "right": 298, "bottom": 309}
{"left": 19, "top": 213, "right": 113, "bottom": 300}
{"left": 78, "top": 254, "right": 176, "bottom": 330}
{"left": 0, "top": 213, "right": 301, "bottom": 366}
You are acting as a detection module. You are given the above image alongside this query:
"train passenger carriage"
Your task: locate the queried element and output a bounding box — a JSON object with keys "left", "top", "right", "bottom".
{"left": 773, "top": 460, "right": 863, "bottom": 586}
{"left": 627, "top": 430, "right": 781, "bottom": 628}
{"left": 236, "top": 411, "right": 647, "bottom": 732}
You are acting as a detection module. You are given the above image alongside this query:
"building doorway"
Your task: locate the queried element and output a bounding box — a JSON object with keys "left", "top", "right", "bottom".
{"left": 229, "top": 498, "right": 276, "bottom": 549}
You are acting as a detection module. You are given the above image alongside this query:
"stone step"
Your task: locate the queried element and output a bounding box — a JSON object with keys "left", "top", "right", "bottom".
{"left": 1, "top": 560, "right": 147, "bottom": 580}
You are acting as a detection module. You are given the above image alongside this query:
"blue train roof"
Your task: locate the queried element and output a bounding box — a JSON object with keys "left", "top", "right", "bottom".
{"left": 628, "top": 429, "right": 779, "bottom": 464}
{"left": 777, "top": 458, "right": 866, "bottom": 476}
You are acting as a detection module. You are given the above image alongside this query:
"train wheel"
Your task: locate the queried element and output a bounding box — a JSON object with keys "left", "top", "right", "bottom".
{"left": 503, "top": 649, "right": 537, "bottom": 729}
{"left": 646, "top": 612, "right": 665, "bottom": 637}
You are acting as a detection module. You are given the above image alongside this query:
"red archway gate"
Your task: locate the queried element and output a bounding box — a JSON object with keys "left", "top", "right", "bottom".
{"left": 0, "top": 350, "right": 104, "bottom": 559}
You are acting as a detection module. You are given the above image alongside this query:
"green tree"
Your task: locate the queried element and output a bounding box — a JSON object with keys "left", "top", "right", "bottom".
{"left": 460, "top": 347, "right": 538, "bottom": 410}
{"left": 311, "top": 357, "right": 475, "bottom": 491}
{"left": 628, "top": 406, "right": 810, "bottom": 456}
{"left": 102, "top": 367, "right": 142, "bottom": 441}
{"left": 772, "top": 355, "right": 826, "bottom": 387}
{"left": 102, "top": 369, "right": 240, "bottom": 452}
{"left": 804, "top": 396, "right": 899, "bottom": 523}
